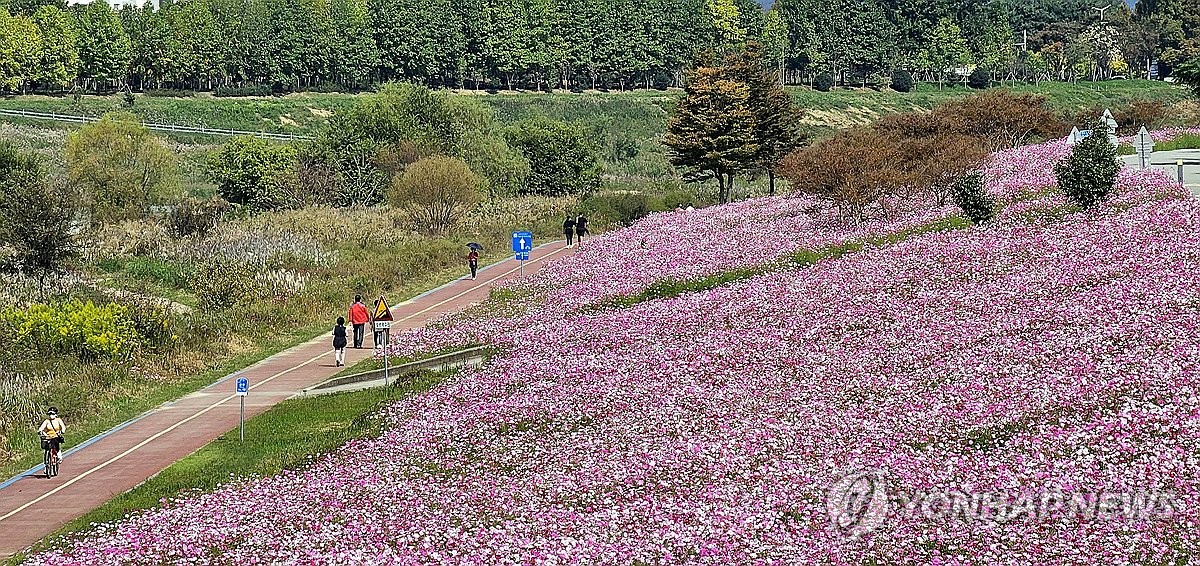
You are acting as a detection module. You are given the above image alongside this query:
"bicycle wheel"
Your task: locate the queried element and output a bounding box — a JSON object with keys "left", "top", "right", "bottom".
{"left": 43, "top": 448, "right": 54, "bottom": 478}
{"left": 49, "top": 447, "right": 59, "bottom": 477}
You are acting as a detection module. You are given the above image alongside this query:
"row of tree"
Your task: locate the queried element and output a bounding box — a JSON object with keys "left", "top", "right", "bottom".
{"left": 0, "top": 0, "right": 1195, "bottom": 94}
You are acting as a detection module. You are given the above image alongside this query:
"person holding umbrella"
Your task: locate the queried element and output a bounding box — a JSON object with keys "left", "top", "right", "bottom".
{"left": 466, "top": 243, "right": 482, "bottom": 280}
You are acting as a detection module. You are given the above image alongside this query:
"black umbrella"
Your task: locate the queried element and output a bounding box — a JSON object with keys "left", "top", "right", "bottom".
{"left": 466, "top": 242, "right": 483, "bottom": 250}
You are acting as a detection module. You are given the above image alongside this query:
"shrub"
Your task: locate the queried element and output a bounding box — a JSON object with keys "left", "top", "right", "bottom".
{"left": 967, "top": 67, "right": 990, "bottom": 89}
{"left": 0, "top": 300, "right": 138, "bottom": 361}
{"left": 388, "top": 156, "right": 483, "bottom": 235}
{"left": 1054, "top": 124, "right": 1120, "bottom": 209}
{"left": 207, "top": 136, "right": 299, "bottom": 210}
{"left": 142, "top": 89, "right": 195, "bottom": 98}
{"left": 890, "top": 70, "right": 913, "bottom": 93}
{"left": 191, "top": 261, "right": 258, "bottom": 311}
{"left": 65, "top": 112, "right": 178, "bottom": 222}
{"left": 168, "top": 197, "right": 230, "bottom": 239}
{"left": 950, "top": 172, "right": 994, "bottom": 224}
{"left": 214, "top": 84, "right": 273, "bottom": 97}
{"left": 581, "top": 192, "right": 651, "bottom": 227}
{"left": 0, "top": 146, "right": 79, "bottom": 284}
{"left": 878, "top": 91, "right": 1064, "bottom": 150}
{"left": 505, "top": 118, "right": 600, "bottom": 197}
{"left": 813, "top": 73, "right": 834, "bottom": 92}
{"left": 1112, "top": 101, "right": 1170, "bottom": 135}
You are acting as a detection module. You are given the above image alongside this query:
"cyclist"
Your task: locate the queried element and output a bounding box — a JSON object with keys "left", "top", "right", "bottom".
{"left": 38, "top": 407, "right": 66, "bottom": 464}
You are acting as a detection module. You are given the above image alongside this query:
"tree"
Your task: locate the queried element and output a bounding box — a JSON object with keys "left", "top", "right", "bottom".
{"left": 0, "top": 8, "right": 41, "bottom": 92}
{"left": 0, "top": 142, "right": 78, "bottom": 287}
{"left": 663, "top": 66, "right": 758, "bottom": 204}
{"left": 65, "top": 113, "right": 177, "bottom": 221}
{"left": 760, "top": 8, "right": 789, "bottom": 79}
{"left": 75, "top": 1, "right": 130, "bottom": 90}
{"left": 31, "top": 5, "right": 77, "bottom": 90}
{"left": 723, "top": 43, "right": 803, "bottom": 196}
{"left": 1176, "top": 57, "right": 1200, "bottom": 96}
{"left": 207, "top": 136, "right": 299, "bottom": 210}
{"left": 890, "top": 69, "right": 913, "bottom": 92}
{"left": 917, "top": 17, "right": 973, "bottom": 86}
{"left": 779, "top": 128, "right": 906, "bottom": 221}
{"left": 1055, "top": 123, "right": 1120, "bottom": 209}
{"left": 388, "top": 156, "right": 482, "bottom": 234}
{"left": 505, "top": 118, "right": 600, "bottom": 197}
{"left": 950, "top": 171, "right": 994, "bottom": 224}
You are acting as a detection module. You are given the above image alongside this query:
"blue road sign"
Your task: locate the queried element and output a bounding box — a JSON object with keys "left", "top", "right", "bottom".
{"left": 516, "top": 251, "right": 530, "bottom": 261}
{"left": 512, "top": 231, "right": 533, "bottom": 256}
{"left": 236, "top": 376, "right": 249, "bottom": 396}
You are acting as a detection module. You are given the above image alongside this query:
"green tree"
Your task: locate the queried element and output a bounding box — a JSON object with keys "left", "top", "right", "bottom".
{"left": 0, "top": 142, "right": 78, "bottom": 286}
{"left": 708, "top": 0, "right": 744, "bottom": 46}
{"left": 66, "top": 113, "right": 177, "bottom": 221}
{"left": 165, "top": 0, "right": 224, "bottom": 89}
{"left": 760, "top": 8, "right": 789, "bottom": 78}
{"left": 916, "top": 17, "right": 973, "bottom": 86}
{"left": 207, "top": 136, "right": 300, "bottom": 210}
{"left": 123, "top": 5, "right": 175, "bottom": 90}
{"left": 388, "top": 155, "right": 482, "bottom": 235}
{"left": 505, "top": 118, "right": 600, "bottom": 197}
{"left": 723, "top": 43, "right": 803, "bottom": 195}
{"left": 0, "top": 8, "right": 41, "bottom": 92}
{"left": 663, "top": 66, "right": 758, "bottom": 203}
{"left": 31, "top": 5, "right": 76, "bottom": 90}
{"left": 329, "top": 0, "right": 379, "bottom": 89}
{"left": 1176, "top": 57, "right": 1200, "bottom": 96}
{"left": 75, "top": 1, "right": 130, "bottom": 90}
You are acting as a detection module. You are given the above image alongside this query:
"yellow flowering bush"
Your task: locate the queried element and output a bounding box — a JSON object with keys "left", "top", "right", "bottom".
{"left": 0, "top": 300, "right": 138, "bottom": 361}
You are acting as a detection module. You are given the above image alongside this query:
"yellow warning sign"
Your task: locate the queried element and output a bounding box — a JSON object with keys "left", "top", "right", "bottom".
{"left": 373, "top": 297, "right": 393, "bottom": 321}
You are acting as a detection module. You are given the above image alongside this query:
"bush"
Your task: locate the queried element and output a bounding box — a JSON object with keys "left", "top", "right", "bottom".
{"left": 1112, "top": 101, "right": 1170, "bottom": 135}
{"left": 168, "top": 197, "right": 230, "bottom": 239}
{"left": 505, "top": 118, "right": 601, "bottom": 197}
{"left": 388, "top": 156, "right": 483, "bottom": 235}
{"left": 581, "top": 192, "right": 651, "bottom": 227}
{"left": 950, "top": 172, "right": 995, "bottom": 224}
{"left": 0, "top": 145, "right": 79, "bottom": 282}
{"left": 814, "top": 73, "right": 834, "bottom": 92}
{"left": 1054, "top": 125, "right": 1120, "bottom": 209}
{"left": 191, "top": 261, "right": 258, "bottom": 312}
{"left": 890, "top": 70, "right": 913, "bottom": 93}
{"left": 65, "top": 113, "right": 178, "bottom": 222}
{"left": 207, "top": 137, "right": 299, "bottom": 210}
{"left": 214, "top": 84, "right": 273, "bottom": 97}
{"left": 967, "top": 67, "right": 990, "bottom": 89}
{"left": 0, "top": 300, "right": 138, "bottom": 361}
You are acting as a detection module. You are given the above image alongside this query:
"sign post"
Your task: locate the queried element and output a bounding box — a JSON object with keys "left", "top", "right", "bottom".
{"left": 1101, "top": 109, "right": 1119, "bottom": 147}
{"left": 1135, "top": 126, "right": 1155, "bottom": 170}
{"left": 512, "top": 231, "right": 533, "bottom": 276}
{"left": 235, "top": 376, "right": 248, "bottom": 441}
{"left": 374, "top": 297, "right": 394, "bottom": 387}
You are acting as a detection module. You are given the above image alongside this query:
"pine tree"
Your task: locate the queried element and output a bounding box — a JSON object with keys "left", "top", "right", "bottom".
{"left": 663, "top": 66, "right": 758, "bottom": 203}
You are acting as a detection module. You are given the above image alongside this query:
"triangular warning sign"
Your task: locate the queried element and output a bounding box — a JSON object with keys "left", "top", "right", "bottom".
{"left": 373, "top": 297, "right": 393, "bottom": 321}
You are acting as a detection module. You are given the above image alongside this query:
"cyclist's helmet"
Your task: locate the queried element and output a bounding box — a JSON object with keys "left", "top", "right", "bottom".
{"left": 47, "top": 407, "right": 58, "bottom": 417}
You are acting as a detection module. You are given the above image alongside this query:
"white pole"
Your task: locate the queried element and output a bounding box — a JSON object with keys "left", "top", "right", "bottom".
{"left": 239, "top": 396, "right": 245, "bottom": 442}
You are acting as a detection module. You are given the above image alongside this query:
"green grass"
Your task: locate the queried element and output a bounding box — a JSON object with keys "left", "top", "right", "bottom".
{"left": 1155, "top": 133, "right": 1200, "bottom": 152}
{"left": 584, "top": 215, "right": 972, "bottom": 313}
{"left": 12, "top": 369, "right": 454, "bottom": 563}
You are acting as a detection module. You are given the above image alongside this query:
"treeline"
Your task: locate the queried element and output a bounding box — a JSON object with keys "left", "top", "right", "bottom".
{"left": 0, "top": 0, "right": 1195, "bottom": 94}
{"left": 772, "top": 0, "right": 1199, "bottom": 86}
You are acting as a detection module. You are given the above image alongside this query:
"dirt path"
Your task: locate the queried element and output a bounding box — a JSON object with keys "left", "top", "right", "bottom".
{"left": 0, "top": 241, "right": 572, "bottom": 559}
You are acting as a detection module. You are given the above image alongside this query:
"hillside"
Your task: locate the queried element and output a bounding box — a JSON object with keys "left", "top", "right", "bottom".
{"left": 25, "top": 132, "right": 1200, "bottom": 563}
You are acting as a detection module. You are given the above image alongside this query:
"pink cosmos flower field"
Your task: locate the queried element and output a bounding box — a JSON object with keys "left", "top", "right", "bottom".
{"left": 27, "top": 139, "right": 1200, "bottom": 565}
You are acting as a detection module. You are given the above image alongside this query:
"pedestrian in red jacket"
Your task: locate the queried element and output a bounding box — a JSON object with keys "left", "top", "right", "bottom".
{"left": 348, "top": 295, "right": 369, "bottom": 349}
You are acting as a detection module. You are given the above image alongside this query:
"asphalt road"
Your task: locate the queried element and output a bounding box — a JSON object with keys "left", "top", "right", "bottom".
{"left": 1122, "top": 149, "right": 1200, "bottom": 195}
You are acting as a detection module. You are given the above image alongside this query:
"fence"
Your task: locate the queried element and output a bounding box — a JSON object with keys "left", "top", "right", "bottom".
{"left": 0, "top": 108, "right": 311, "bottom": 142}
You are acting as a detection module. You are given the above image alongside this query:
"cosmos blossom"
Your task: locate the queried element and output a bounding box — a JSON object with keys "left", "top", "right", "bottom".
{"left": 28, "top": 136, "right": 1200, "bottom": 565}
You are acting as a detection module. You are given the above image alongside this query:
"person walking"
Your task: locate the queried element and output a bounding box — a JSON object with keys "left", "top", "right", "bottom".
{"left": 348, "top": 295, "right": 369, "bottom": 349}
{"left": 467, "top": 248, "right": 480, "bottom": 280}
{"left": 332, "top": 316, "right": 348, "bottom": 367}
{"left": 575, "top": 214, "right": 588, "bottom": 244}
{"left": 563, "top": 215, "right": 576, "bottom": 247}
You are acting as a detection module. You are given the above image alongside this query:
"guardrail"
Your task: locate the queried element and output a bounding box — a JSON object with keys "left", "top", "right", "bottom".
{"left": 300, "top": 346, "right": 491, "bottom": 396}
{"left": 0, "top": 108, "right": 311, "bottom": 141}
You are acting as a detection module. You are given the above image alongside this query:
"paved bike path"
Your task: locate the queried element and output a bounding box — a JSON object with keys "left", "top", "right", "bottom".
{"left": 0, "top": 241, "right": 571, "bottom": 558}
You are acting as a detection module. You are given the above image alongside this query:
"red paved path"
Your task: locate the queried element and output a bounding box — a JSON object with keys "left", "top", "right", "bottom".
{"left": 0, "top": 242, "right": 571, "bottom": 559}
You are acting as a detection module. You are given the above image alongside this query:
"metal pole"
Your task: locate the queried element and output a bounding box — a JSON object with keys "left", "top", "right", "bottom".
{"left": 1180, "top": 160, "right": 1186, "bottom": 184}
{"left": 384, "top": 342, "right": 390, "bottom": 388}
{"left": 239, "top": 396, "right": 245, "bottom": 442}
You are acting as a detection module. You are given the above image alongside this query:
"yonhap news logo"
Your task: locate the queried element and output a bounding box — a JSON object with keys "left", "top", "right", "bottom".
{"left": 825, "top": 469, "right": 1183, "bottom": 537}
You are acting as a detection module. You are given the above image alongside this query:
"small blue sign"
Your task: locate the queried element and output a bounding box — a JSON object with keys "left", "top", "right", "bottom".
{"left": 511, "top": 231, "right": 533, "bottom": 258}
{"left": 235, "top": 377, "right": 249, "bottom": 395}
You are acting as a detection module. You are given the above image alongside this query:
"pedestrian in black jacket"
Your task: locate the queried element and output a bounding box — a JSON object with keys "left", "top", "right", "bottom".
{"left": 575, "top": 214, "right": 588, "bottom": 244}
{"left": 563, "top": 216, "right": 576, "bottom": 247}
{"left": 332, "top": 316, "right": 348, "bottom": 367}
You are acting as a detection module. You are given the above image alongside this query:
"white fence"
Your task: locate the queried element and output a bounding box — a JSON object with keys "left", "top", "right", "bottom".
{"left": 0, "top": 108, "right": 311, "bottom": 142}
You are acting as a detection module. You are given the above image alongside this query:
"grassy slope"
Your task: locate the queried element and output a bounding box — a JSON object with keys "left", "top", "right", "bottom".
{"left": 10, "top": 370, "right": 452, "bottom": 564}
